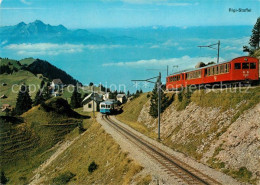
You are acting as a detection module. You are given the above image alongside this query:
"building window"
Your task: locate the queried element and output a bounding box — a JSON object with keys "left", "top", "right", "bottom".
{"left": 250, "top": 63, "right": 256, "bottom": 69}
{"left": 88, "top": 104, "right": 92, "bottom": 108}
{"left": 242, "top": 63, "right": 249, "bottom": 69}
{"left": 234, "top": 63, "right": 241, "bottom": 69}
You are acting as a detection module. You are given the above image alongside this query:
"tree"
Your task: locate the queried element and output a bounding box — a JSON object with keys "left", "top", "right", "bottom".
{"left": 15, "top": 85, "right": 32, "bottom": 115}
{"left": 249, "top": 17, "right": 260, "bottom": 49}
{"left": 89, "top": 82, "right": 94, "bottom": 86}
{"left": 88, "top": 161, "right": 98, "bottom": 173}
{"left": 34, "top": 90, "right": 45, "bottom": 106}
{"left": 127, "top": 90, "right": 130, "bottom": 98}
{"left": 70, "top": 87, "right": 82, "bottom": 109}
{"left": 243, "top": 17, "right": 260, "bottom": 55}
{"left": 34, "top": 81, "right": 45, "bottom": 106}
{"left": 109, "top": 90, "right": 118, "bottom": 99}
{"left": 149, "top": 79, "right": 172, "bottom": 118}
{"left": 0, "top": 171, "right": 8, "bottom": 184}
{"left": 44, "top": 82, "right": 52, "bottom": 100}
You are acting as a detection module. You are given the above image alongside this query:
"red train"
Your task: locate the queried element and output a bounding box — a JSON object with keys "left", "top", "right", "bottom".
{"left": 166, "top": 56, "right": 259, "bottom": 90}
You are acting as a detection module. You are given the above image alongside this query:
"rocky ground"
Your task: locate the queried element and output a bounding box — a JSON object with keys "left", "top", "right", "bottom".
{"left": 138, "top": 96, "right": 260, "bottom": 184}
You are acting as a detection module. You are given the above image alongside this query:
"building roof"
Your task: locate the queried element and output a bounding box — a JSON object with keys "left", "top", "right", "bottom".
{"left": 52, "top": 79, "right": 63, "bottom": 84}
{"left": 82, "top": 93, "right": 103, "bottom": 104}
{"left": 0, "top": 95, "right": 7, "bottom": 99}
{"left": 1, "top": 104, "right": 10, "bottom": 108}
{"left": 1, "top": 104, "right": 11, "bottom": 112}
{"left": 116, "top": 94, "right": 126, "bottom": 98}
{"left": 100, "top": 100, "right": 116, "bottom": 105}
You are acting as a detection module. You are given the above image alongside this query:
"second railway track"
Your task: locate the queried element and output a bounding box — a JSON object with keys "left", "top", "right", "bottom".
{"left": 102, "top": 115, "right": 221, "bottom": 185}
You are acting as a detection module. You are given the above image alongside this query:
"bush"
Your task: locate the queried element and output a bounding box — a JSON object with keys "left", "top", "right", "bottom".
{"left": 52, "top": 171, "right": 75, "bottom": 185}
{"left": 0, "top": 171, "right": 8, "bottom": 184}
{"left": 233, "top": 167, "right": 252, "bottom": 181}
{"left": 88, "top": 161, "right": 98, "bottom": 173}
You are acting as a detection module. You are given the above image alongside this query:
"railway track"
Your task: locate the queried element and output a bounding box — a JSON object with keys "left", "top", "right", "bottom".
{"left": 101, "top": 115, "right": 222, "bottom": 185}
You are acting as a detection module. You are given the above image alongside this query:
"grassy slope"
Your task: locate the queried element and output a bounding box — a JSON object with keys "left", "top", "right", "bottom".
{"left": 40, "top": 121, "right": 150, "bottom": 185}
{"left": 0, "top": 70, "right": 42, "bottom": 108}
{"left": 19, "top": 58, "right": 35, "bottom": 66}
{"left": 0, "top": 98, "right": 83, "bottom": 184}
{"left": 0, "top": 58, "right": 22, "bottom": 70}
{"left": 1, "top": 99, "right": 151, "bottom": 185}
{"left": 116, "top": 93, "right": 157, "bottom": 139}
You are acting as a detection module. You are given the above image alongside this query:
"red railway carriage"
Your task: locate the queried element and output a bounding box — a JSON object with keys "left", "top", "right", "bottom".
{"left": 166, "top": 56, "right": 259, "bottom": 90}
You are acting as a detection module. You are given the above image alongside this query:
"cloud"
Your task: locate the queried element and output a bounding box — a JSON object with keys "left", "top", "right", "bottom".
{"left": 0, "top": 0, "right": 3, "bottom": 5}
{"left": 5, "top": 43, "right": 84, "bottom": 56}
{"left": 102, "top": 56, "right": 225, "bottom": 69}
{"left": 102, "top": 0, "right": 194, "bottom": 6}
{"left": 20, "top": 0, "right": 31, "bottom": 5}
{"left": 0, "top": 7, "right": 44, "bottom": 10}
{"left": 150, "top": 40, "right": 179, "bottom": 49}
{"left": 4, "top": 43, "right": 125, "bottom": 56}
{"left": 85, "top": 44, "right": 124, "bottom": 50}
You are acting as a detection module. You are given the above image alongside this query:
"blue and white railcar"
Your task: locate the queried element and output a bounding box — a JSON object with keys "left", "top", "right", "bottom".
{"left": 100, "top": 100, "right": 117, "bottom": 114}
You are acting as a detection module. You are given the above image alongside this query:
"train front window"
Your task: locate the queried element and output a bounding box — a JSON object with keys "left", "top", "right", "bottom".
{"left": 234, "top": 63, "right": 241, "bottom": 69}
{"left": 250, "top": 63, "right": 256, "bottom": 69}
{"left": 106, "top": 105, "right": 110, "bottom": 108}
{"left": 101, "top": 105, "right": 105, "bottom": 108}
{"left": 242, "top": 63, "right": 249, "bottom": 69}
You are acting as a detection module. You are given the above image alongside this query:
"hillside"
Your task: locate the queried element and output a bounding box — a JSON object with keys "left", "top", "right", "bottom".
{"left": 0, "top": 57, "right": 81, "bottom": 114}
{"left": 0, "top": 98, "right": 83, "bottom": 184}
{"left": 19, "top": 57, "right": 36, "bottom": 66}
{"left": 27, "top": 59, "right": 80, "bottom": 85}
{"left": 0, "top": 97, "right": 150, "bottom": 184}
{"left": 117, "top": 87, "right": 260, "bottom": 184}
{"left": 30, "top": 121, "right": 150, "bottom": 185}
{"left": 0, "top": 70, "right": 42, "bottom": 108}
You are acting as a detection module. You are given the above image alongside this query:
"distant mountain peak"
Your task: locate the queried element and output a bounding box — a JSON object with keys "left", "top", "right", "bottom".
{"left": 17, "top": 21, "right": 26, "bottom": 27}
{"left": 33, "top": 20, "right": 44, "bottom": 25}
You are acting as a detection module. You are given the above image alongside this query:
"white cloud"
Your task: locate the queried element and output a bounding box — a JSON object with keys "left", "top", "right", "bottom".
{"left": 150, "top": 40, "right": 179, "bottom": 49}
{"left": 4, "top": 43, "right": 125, "bottom": 56}
{"left": 20, "top": 0, "right": 31, "bottom": 5}
{"left": 0, "top": 7, "right": 44, "bottom": 10}
{"left": 0, "top": 0, "right": 3, "bottom": 5}
{"left": 102, "top": 0, "right": 194, "bottom": 6}
{"left": 85, "top": 44, "right": 124, "bottom": 50}
{"left": 222, "top": 45, "right": 241, "bottom": 51}
{"left": 5, "top": 43, "right": 84, "bottom": 56}
{"left": 102, "top": 56, "right": 225, "bottom": 69}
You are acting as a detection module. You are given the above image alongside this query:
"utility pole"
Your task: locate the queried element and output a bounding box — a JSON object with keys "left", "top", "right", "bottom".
{"left": 92, "top": 85, "right": 95, "bottom": 118}
{"left": 132, "top": 72, "right": 162, "bottom": 140}
{"left": 157, "top": 72, "right": 161, "bottom": 140}
{"left": 217, "top": 40, "right": 220, "bottom": 63}
{"left": 198, "top": 40, "right": 221, "bottom": 63}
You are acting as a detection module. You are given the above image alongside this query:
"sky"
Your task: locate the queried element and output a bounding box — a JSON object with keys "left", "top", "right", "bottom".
{"left": 0, "top": 0, "right": 259, "bottom": 28}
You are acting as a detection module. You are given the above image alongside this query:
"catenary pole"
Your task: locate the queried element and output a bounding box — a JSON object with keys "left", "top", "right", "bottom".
{"left": 132, "top": 72, "right": 162, "bottom": 140}
{"left": 157, "top": 72, "right": 161, "bottom": 140}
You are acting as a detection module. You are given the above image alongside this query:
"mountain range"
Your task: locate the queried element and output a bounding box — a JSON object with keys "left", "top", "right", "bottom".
{"left": 0, "top": 20, "right": 108, "bottom": 45}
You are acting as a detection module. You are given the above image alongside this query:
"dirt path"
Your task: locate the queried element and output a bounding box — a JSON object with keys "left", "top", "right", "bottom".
{"left": 29, "top": 133, "right": 84, "bottom": 185}
{"left": 97, "top": 114, "right": 241, "bottom": 185}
